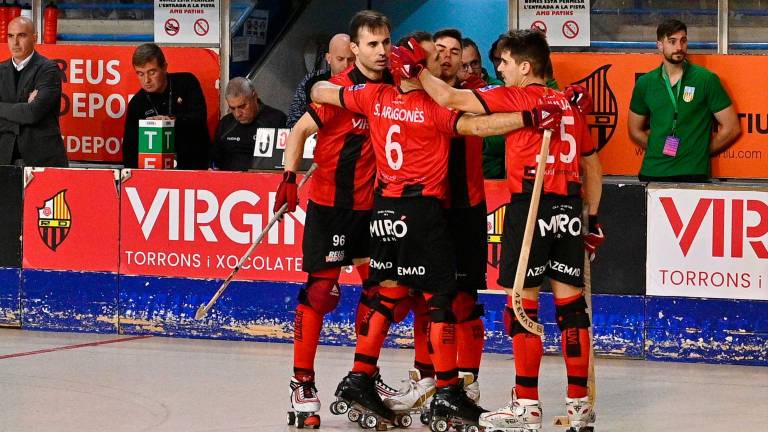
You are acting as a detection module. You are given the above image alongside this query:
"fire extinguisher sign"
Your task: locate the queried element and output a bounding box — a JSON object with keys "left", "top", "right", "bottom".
{"left": 154, "top": 0, "right": 220, "bottom": 45}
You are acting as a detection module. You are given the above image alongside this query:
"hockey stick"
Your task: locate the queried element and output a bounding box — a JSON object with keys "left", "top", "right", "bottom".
{"left": 194, "top": 164, "right": 318, "bottom": 320}
{"left": 553, "top": 210, "right": 597, "bottom": 429}
{"left": 504, "top": 129, "right": 551, "bottom": 337}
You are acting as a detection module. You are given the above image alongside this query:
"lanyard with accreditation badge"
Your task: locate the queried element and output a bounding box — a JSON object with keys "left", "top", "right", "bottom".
{"left": 661, "top": 63, "right": 685, "bottom": 157}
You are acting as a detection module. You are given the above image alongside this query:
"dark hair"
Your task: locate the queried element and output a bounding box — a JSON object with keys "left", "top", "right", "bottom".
{"left": 132, "top": 43, "right": 166, "bottom": 67}
{"left": 349, "top": 10, "right": 391, "bottom": 44}
{"left": 396, "top": 31, "right": 432, "bottom": 47}
{"left": 497, "top": 29, "right": 550, "bottom": 78}
{"left": 462, "top": 38, "right": 480, "bottom": 55}
{"left": 488, "top": 33, "right": 504, "bottom": 63}
{"left": 657, "top": 19, "right": 687, "bottom": 41}
{"left": 433, "top": 28, "right": 462, "bottom": 48}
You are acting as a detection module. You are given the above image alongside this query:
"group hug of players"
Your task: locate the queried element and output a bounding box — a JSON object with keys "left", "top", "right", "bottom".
{"left": 274, "top": 9, "right": 605, "bottom": 432}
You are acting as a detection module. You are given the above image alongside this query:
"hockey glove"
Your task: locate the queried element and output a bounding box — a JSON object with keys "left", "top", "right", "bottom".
{"left": 274, "top": 171, "right": 298, "bottom": 214}
{"left": 459, "top": 74, "right": 487, "bottom": 90}
{"left": 583, "top": 215, "right": 605, "bottom": 262}
{"left": 389, "top": 38, "right": 428, "bottom": 81}
{"left": 564, "top": 84, "right": 593, "bottom": 115}
{"left": 523, "top": 100, "right": 563, "bottom": 131}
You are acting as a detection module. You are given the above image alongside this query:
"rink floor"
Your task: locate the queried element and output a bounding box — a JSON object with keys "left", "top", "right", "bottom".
{"left": 0, "top": 329, "right": 766, "bottom": 432}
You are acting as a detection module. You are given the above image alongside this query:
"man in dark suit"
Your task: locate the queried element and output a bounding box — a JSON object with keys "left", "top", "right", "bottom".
{"left": 0, "top": 16, "right": 68, "bottom": 167}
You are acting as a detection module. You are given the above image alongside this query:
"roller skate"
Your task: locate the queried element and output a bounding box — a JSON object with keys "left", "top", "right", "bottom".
{"left": 287, "top": 376, "right": 321, "bottom": 428}
{"left": 374, "top": 369, "right": 400, "bottom": 400}
{"left": 384, "top": 369, "right": 436, "bottom": 426}
{"left": 478, "top": 388, "right": 541, "bottom": 432}
{"left": 564, "top": 396, "right": 595, "bottom": 431}
{"left": 459, "top": 372, "right": 480, "bottom": 404}
{"left": 428, "top": 384, "right": 486, "bottom": 432}
{"left": 329, "top": 371, "right": 410, "bottom": 430}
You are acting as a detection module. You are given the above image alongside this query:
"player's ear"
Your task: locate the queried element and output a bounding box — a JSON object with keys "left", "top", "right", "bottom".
{"left": 520, "top": 60, "right": 531, "bottom": 76}
{"left": 656, "top": 39, "right": 663, "bottom": 52}
{"left": 350, "top": 41, "right": 361, "bottom": 57}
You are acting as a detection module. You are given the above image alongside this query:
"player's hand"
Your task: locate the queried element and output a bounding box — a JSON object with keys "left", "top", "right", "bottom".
{"left": 28, "top": 89, "right": 38, "bottom": 103}
{"left": 564, "top": 84, "right": 593, "bottom": 114}
{"left": 274, "top": 171, "right": 298, "bottom": 214}
{"left": 530, "top": 101, "right": 563, "bottom": 131}
{"left": 459, "top": 74, "right": 487, "bottom": 90}
{"left": 583, "top": 216, "right": 605, "bottom": 262}
{"left": 389, "top": 38, "right": 427, "bottom": 81}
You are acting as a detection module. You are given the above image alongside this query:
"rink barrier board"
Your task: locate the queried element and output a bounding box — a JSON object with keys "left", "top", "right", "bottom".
{"left": 0, "top": 268, "right": 21, "bottom": 327}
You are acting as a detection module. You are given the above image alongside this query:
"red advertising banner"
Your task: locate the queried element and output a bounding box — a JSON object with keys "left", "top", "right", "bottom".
{"left": 22, "top": 168, "right": 119, "bottom": 272}
{"left": 551, "top": 53, "right": 768, "bottom": 179}
{"left": 119, "top": 170, "right": 363, "bottom": 283}
{"left": 0, "top": 45, "right": 220, "bottom": 163}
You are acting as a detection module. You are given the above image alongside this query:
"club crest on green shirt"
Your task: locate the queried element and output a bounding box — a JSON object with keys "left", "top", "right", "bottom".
{"left": 683, "top": 86, "right": 696, "bottom": 102}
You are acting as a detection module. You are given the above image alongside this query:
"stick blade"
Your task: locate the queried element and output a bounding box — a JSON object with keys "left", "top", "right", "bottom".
{"left": 194, "top": 305, "right": 208, "bottom": 320}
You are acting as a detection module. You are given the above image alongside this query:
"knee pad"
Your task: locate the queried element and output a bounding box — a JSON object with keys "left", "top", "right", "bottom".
{"left": 298, "top": 275, "right": 341, "bottom": 315}
{"left": 392, "top": 295, "right": 415, "bottom": 323}
{"left": 427, "top": 293, "right": 457, "bottom": 323}
{"left": 452, "top": 291, "right": 484, "bottom": 323}
{"left": 555, "top": 295, "right": 591, "bottom": 332}
{"left": 504, "top": 306, "right": 539, "bottom": 337}
{"left": 359, "top": 287, "right": 410, "bottom": 335}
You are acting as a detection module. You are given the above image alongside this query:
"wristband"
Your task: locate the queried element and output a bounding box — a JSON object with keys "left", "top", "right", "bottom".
{"left": 284, "top": 171, "right": 297, "bottom": 183}
{"left": 522, "top": 111, "right": 534, "bottom": 127}
{"left": 588, "top": 214, "right": 599, "bottom": 232}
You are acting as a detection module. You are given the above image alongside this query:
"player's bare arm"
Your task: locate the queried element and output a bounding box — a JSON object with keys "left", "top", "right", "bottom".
{"left": 456, "top": 112, "right": 526, "bottom": 137}
{"left": 710, "top": 105, "right": 741, "bottom": 154}
{"left": 418, "top": 71, "right": 485, "bottom": 113}
{"left": 627, "top": 111, "right": 650, "bottom": 149}
{"left": 581, "top": 152, "right": 603, "bottom": 217}
{"left": 309, "top": 81, "right": 344, "bottom": 108}
{"left": 284, "top": 112, "right": 319, "bottom": 173}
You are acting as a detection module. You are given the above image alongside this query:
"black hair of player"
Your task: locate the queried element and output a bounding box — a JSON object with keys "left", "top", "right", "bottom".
{"left": 349, "top": 10, "right": 391, "bottom": 44}
{"left": 656, "top": 19, "right": 687, "bottom": 41}
{"left": 432, "top": 28, "right": 463, "bottom": 48}
{"left": 497, "top": 29, "right": 551, "bottom": 78}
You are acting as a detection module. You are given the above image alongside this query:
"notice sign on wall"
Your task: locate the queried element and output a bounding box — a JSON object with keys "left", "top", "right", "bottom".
{"left": 155, "top": 0, "right": 220, "bottom": 44}
{"left": 647, "top": 186, "right": 768, "bottom": 301}
{"left": 518, "top": 0, "right": 590, "bottom": 47}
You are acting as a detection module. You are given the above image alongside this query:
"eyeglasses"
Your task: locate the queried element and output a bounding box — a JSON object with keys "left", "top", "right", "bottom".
{"left": 461, "top": 60, "right": 481, "bottom": 70}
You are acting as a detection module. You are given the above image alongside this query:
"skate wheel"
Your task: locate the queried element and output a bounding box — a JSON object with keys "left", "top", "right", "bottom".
{"left": 296, "top": 415, "right": 305, "bottom": 428}
{"left": 420, "top": 411, "right": 430, "bottom": 425}
{"left": 363, "top": 414, "right": 379, "bottom": 429}
{"left": 348, "top": 409, "right": 361, "bottom": 423}
{"left": 287, "top": 411, "right": 296, "bottom": 426}
{"left": 397, "top": 413, "right": 413, "bottom": 428}
{"left": 304, "top": 414, "right": 321, "bottom": 429}
{"left": 430, "top": 418, "right": 449, "bottom": 432}
{"left": 465, "top": 425, "right": 479, "bottom": 432}
{"left": 329, "top": 401, "right": 339, "bottom": 415}
{"left": 336, "top": 400, "right": 349, "bottom": 414}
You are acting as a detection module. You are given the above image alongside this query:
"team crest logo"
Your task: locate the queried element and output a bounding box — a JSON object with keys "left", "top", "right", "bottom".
{"left": 37, "top": 190, "right": 72, "bottom": 251}
{"left": 570, "top": 65, "right": 618, "bottom": 151}
{"left": 349, "top": 84, "right": 366, "bottom": 91}
{"left": 486, "top": 205, "right": 506, "bottom": 268}
{"left": 478, "top": 85, "right": 500, "bottom": 93}
{"left": 683, "top": 86, "right": 695, "bottom": 102}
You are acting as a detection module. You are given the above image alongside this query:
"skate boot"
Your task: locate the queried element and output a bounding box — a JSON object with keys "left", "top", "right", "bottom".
{"left": 428, "top": 384, "right": 486, "bottom": 432}
{"left": 287, "top": 376, "right": 321, "bottom": 428}
{"left": 478, "top": 388, "right": 541, "bottom": 432}
{"left": 384, "top": 369, "right": 436, "bottom": 425}
{"left": 373, "top": 369, "right": 400, "bottom": 400}
{"left": 459, "top": 372, "right": 480, "bottom": 404}
{"left": 565, "top": 396, "right": 595, "bottom": 432}
{"left": 329, "top": 371, "right": 400, "bottom": 430}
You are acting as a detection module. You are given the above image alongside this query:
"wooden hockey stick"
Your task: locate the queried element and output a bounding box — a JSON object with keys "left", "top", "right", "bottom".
{"left": 504, "top": 129, "right": 551, "bottom": 337}
{"left": 194, "top": 164, "right": 317, "bottom": 320}
{"left": 553, "top": 210, "right": 597, "bottom": 429}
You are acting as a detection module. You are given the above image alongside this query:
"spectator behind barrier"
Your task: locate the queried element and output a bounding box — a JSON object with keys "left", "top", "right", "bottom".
{"left": 212, "top": 77, "right": 287, "bottom": 171}
{"left": 122, "top": 43, "right": 211, "bottom": 170}
{"left": 628, "top": 18, "right": 740, "bottom": 183}
{"left": 0, "top": 16, "right": 68, "bottom": 167}
{"left": 286, "top": 33, "right": 355, "bottom": 127}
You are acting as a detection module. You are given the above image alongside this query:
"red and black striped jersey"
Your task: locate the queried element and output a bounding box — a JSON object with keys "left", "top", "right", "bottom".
{"left": 472, "top": 84, "right": 595, "bottom": 197}
{"left": 340, "top": 83, "right": 462, "bottom": 200}
{"left": 306, "top": 65, "right": 389, "bottom": 210}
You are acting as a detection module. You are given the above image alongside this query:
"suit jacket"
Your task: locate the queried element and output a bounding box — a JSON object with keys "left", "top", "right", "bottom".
{"left": 0, "top": 51, "right": 68, "bottom": 167}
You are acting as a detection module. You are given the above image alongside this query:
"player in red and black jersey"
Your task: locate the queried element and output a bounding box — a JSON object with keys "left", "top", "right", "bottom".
{"left": 415, "top": 29, "right": 603, "bottom": 431}
{"left": 275, "top": 10, "right": 396, "bottom": 427}
{"left": 310, "top": 34, "right": 562, "bottom": 427}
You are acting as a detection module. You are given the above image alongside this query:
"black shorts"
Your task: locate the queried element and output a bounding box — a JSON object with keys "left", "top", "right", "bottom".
{"left": 368, "top": 196, "right": 456, "bottom": 294}
{"left": 498, "top": 194, "right": 585, "bottom": 289}
{"left": 446, "top": 202, "right": 488, "bottom": 293}
{"left": 302, "top": 200, "right": 372, "bottom": 273}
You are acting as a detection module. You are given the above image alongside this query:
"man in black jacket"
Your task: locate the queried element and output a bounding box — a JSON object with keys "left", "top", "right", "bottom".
{"left": 212, "top": 77, "right": 286, "bottom": 171}
{"left": 0, "top": 16, "right": 68, "bottom": 167}
{"left": 123, "top": 43, "right": 210, "bottom": 169}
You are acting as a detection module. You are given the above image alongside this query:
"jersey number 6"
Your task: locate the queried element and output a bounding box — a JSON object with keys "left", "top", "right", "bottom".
{"left": 385, "top": 125, "right": 403, "bottom": 170}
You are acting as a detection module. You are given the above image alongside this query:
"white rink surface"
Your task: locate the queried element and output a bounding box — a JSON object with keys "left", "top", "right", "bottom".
{"left": 0, "top": 329, "right": 766, "bottom": 432}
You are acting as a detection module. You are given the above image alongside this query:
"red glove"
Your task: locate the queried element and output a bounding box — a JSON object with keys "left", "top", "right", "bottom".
{"left": 583, "top": 215, "right": 605, "bottom": 262}
{"left": 564, "top": 84, "right": 593, "bottom": 114}
{"left": 389, "top": 37, "right": 427, "bottom": 82}
{"left": 523, "top": 100, "right": 563, "bottom": 131}
{"left": 459, "top": 74, "right": 487, "bottom": 90}
{"left": 274, "top": 171, "right": 298, "bottom": 214}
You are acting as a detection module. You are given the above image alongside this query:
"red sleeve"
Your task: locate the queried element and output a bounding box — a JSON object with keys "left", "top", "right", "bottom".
{"left": 472, "top": 85, "right": 532, "bottom": 114}
{"left": 576, "top": 110, "right": 597, "bottom": 156}
{"left": 307, "top": 102, "right": 342, "bottom": 129}
{"left": 340, "top": 83, "right": 376, "bottom": 117}
{"left": 430, "top": 102, "right": 462, "bottom": 136}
